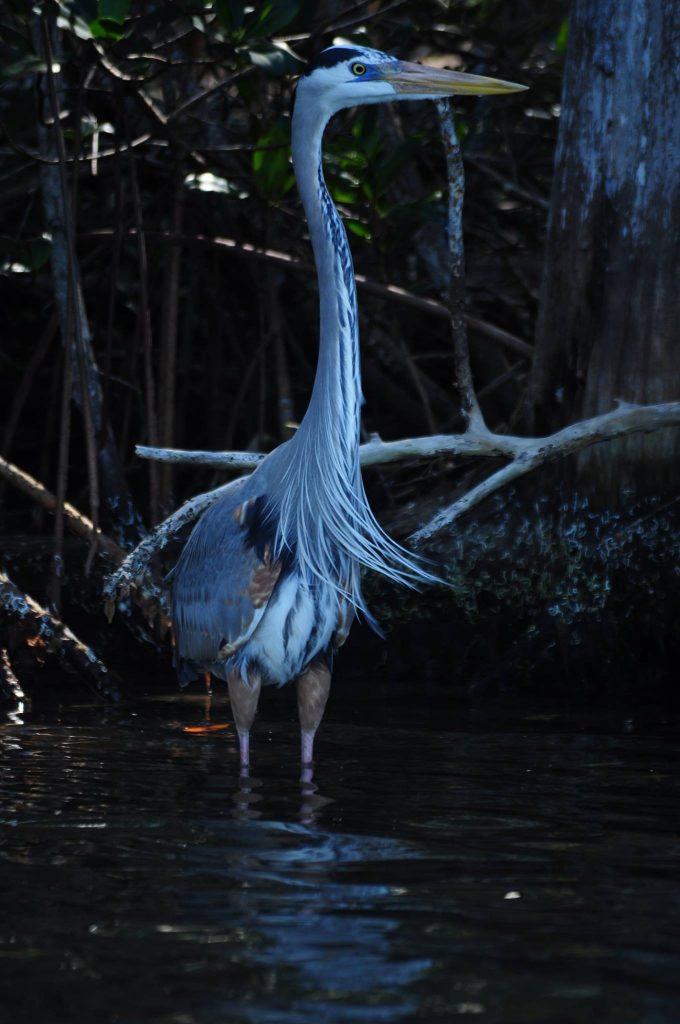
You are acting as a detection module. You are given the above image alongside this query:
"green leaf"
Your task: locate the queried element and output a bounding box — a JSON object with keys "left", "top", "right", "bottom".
{"left": 252, "top": 118, "right": 294, "bottom": 199}
{"left": 555, "top": 18, "right": 569, "bottom": 56}
{"left": 346, "top": 220, "right": 371, "bottom": 239}
{"left": 245, "top": 40, "right": 304, "bottom": 76}
{"left": 88, "top": 17, "right": 124, "bottom": 40}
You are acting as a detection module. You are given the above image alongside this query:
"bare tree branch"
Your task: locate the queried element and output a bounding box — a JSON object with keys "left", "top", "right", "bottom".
{"left": 113, "top": 401, "right": 680, "bottom": 608}
{"left": 437, "top": 99, "right": 484, "bottom": 428}
{"left": 410, "top": 401, "right": 680, "bottom": 542}
{"left": 0, "top": 455, "right": 126, "bottom": 564}
{"left": 103, "top": 481, "right": 236, "bottom": 617}
{"left": 83, "top": 228, "right": 534, "bottom": 359}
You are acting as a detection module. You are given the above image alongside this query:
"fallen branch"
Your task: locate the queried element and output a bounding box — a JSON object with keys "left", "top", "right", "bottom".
{"left": 113, "top": 401, "right": 680, "bottom": 607}
{"left": 135, "top": 430, "right": 516, "bottom": 468}
{"left": 410, "top": 400, "right": 680, "bottom": 542}
{"left": 135, "top": 402, "right": 680, "bottom": 474}
{"left": 0, "top": 454, "right": 126, "bottom": 563}
{"left": 0, "top": 571, "right": 121, "bottom": 701}
{"left": 103, "top": 480, "right": 235, "bottom": 616}
{"left": 0, "top": 647, "right": 24, "bottom": 703}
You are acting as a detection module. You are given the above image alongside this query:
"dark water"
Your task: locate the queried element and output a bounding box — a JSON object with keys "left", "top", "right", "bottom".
{"left": 1, "top": 686, "right": 680, "bottom": 1024}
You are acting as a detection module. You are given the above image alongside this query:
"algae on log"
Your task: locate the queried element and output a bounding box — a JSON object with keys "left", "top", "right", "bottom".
{"left": 529, "top": 0, "right": 680, "bottom": 499}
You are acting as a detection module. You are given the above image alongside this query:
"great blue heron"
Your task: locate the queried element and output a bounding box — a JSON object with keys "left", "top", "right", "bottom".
{"left": 171, "top": 45, "right": 524, "bottom": 769}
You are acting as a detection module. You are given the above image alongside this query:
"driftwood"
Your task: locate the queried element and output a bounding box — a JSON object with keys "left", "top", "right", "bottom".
{"left": 103, "top": 480, "right": 235, "bottom": 618}
{"left": 0, "top": 647, "right": 24, "bottom": 703}
{"left": 0, "top": 455, "right": 165, "bottom": 626}
{"left": 0, "top": 571, "right": 121, "bottom": 701}
{"left": 102, "top": 399, "right": 680, "bottom": 610}
{"left": 409, "top": 400, "right": 680, "bottom": 542}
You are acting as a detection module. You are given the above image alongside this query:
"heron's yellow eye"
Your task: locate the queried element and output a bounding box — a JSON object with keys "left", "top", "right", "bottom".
{"left": 351, "top": 62, "right": 366, "bottom": 76}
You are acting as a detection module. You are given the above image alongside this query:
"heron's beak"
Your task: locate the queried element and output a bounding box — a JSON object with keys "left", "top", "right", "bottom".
{"left": 380, "top": 60, "right": 527, "bottom": 97}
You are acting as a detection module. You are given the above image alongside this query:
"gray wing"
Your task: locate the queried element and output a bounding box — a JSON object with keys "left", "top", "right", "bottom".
{"left": 171, "top": 479, "right": 282, "bottom": 680}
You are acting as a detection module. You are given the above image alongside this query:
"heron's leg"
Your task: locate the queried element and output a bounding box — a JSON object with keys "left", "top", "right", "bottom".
{"left": 227, "top": 670, "right": 262, "bottom": 769}
{"left": 296, "top": 660, "right": 331, "bottom": 766}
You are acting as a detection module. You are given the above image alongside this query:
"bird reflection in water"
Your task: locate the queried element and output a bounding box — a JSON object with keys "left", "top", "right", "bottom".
{"left": 231, "top": 769, "right": 263, "bottom": 820}
{"left": 299, "top": 765, "right": 334, "bottom": 825}
{"left": 230, "top": 764, "right": 333, "bottom": 825}
{"left": 184, "top": 693, "right": 334, "bottom": 823}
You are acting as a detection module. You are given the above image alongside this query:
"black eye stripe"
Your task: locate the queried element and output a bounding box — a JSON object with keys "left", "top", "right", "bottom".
{"left": 303, "top": 47, "right": 364, "bottom": 76}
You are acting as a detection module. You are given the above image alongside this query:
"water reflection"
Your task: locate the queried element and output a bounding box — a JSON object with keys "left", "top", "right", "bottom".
{"left": 1, "top": 696, "right": 680, "bottom": 1023}
{"left": 232, "top": 770, "right": 263, "bottom": 820}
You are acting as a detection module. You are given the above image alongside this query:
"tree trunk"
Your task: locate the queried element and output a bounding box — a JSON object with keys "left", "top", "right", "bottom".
{"left": 528, "top": 0, "right": 680, "bottom": 499}
{"left": 33, "top": 14, "right": 145, "bottom": 547}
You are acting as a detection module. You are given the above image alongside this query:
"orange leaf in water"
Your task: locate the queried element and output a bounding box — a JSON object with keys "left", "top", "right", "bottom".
{"left": 182, "top": 723, "right": 231, "bottom": 734}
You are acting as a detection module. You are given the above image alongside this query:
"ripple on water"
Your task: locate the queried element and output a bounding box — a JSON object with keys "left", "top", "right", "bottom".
{"left": 1, "top": 698, "right": 680, "bottom": 1023}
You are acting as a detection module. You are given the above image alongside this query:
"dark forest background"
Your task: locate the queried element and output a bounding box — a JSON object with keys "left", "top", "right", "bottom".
{"left": 1, "top": 0, "right": 678, "bottom": 702}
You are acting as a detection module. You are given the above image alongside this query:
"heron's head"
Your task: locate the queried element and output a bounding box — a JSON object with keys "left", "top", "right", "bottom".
{"left": 295, "top": 44, "right": 526, "bottom": 118}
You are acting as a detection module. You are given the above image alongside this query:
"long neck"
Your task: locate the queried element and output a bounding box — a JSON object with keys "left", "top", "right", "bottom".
{"left": 272, "top": 95, "right": 435, "bottom": 608}
{"left": 291, "top": 103, "right": 362, "bottom": 464}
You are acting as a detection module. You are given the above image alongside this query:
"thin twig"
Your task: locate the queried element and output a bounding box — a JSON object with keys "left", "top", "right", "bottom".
{"left": 84, "top": 228, "right": 533, "bottom": 358}
{"left": 158, "top": 162, "right": 184, "bottom": 513}
{"left": 48, "top": 346, "right": 73, "bottom": 612}
{"left": 93, "top": 45, "right": 206, "bottom": 167}
{"left": 465, "top": 154, "right": 549, "bottom": 211}
{"left": 123, "top": 105, "right": 160, "bottom": 526}
{"left": 409, "top": 401, "right": 680, "bottom": 542}
{"left": 102, "top": 100, "right": 124, "bottom": 426}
